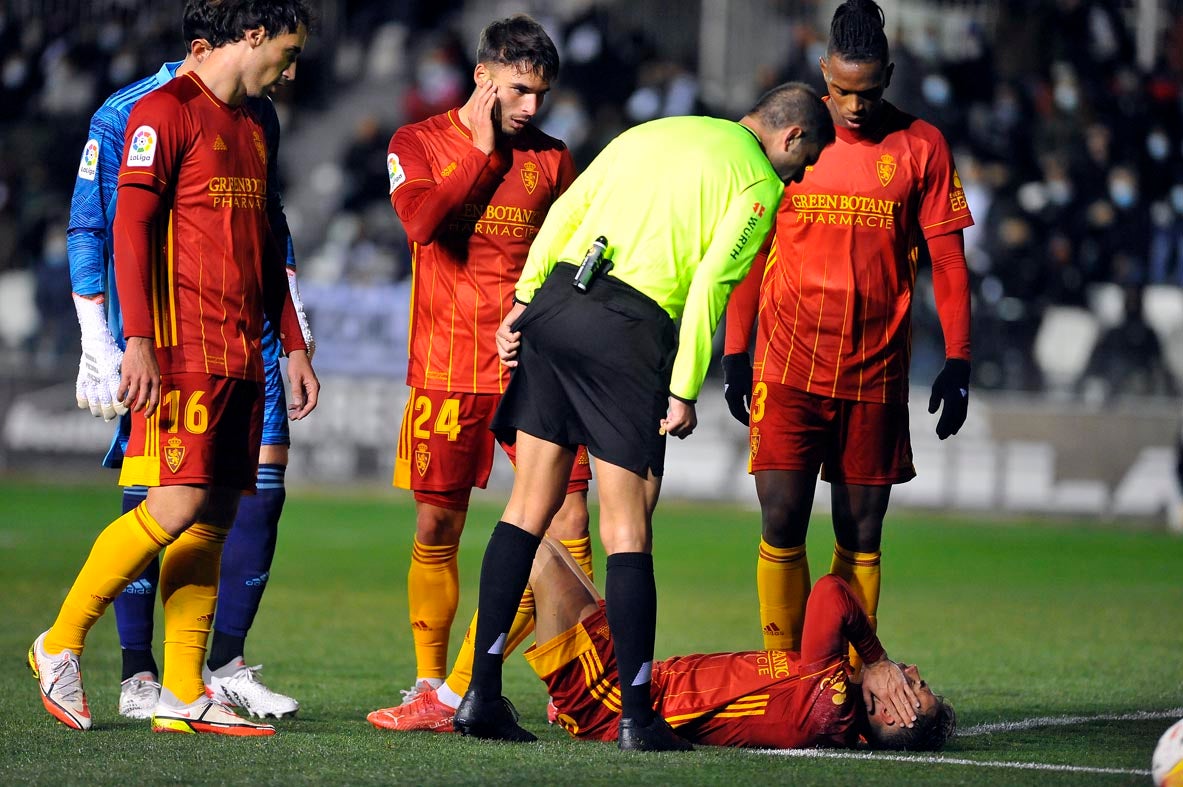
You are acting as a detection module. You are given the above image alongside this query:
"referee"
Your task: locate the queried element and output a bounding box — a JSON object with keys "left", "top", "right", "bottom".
{"left": 454, "top": 82, "right": 835, "bottom": 751}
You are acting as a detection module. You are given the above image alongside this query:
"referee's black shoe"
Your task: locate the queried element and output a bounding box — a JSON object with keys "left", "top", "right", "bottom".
{"left": 618, "top": 714, "right": 693, "bottom": 751}
{"left": 454, "top": 690, "right": 537, "bottom": 742}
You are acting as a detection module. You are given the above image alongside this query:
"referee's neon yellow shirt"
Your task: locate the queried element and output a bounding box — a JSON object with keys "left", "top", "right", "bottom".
{"left": 516, "top": 115, "right": 783, "bottom": 401}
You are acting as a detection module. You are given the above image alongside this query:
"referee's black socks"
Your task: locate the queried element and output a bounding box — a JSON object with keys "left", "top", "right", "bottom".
{"left": 470, "top": 521, "right": 541, "bottom": 698}
{"left": 605, "top": 551, "right": 657, "bottom": 726}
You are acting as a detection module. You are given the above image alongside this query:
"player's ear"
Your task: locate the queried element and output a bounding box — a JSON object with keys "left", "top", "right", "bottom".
{"left": 884, "top": 62, "right": 895, "bottom": 90}
{"left": 474, "top": 63, "right": 490, "bottom": 85}
{"left": 783, "top": 126, "right": 804, "bottom": 152}
{"left": 245, "top": 26, "right": 266, "bottom": 48}
{"left": 190, "top": 38, "right": 212, "bottom": 62}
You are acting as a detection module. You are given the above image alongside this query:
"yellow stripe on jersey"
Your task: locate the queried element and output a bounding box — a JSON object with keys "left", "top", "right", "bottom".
{"left": 831, "top": 260, "right": 852, "bottom": 400}
{"left": 406, "top": 243, "right": 419, "bottom": 362}
{"left": 166, "top": 209, "right": 178, "bottom": 346}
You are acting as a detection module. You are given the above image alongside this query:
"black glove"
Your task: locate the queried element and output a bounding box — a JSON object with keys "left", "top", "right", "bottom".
{"left": 721, "top": 353, "right": 753, "bottom": 426}
{"left": 928, "top": 358, "right": 970, "bottom": 440}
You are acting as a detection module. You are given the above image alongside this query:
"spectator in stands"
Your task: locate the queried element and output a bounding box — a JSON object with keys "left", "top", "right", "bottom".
{"left": 1079, "top": 284, "right": 1177, "bottom": 402}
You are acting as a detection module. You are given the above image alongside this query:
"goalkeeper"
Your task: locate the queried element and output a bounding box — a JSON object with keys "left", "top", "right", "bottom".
{"left": 527, "top": 536, "right": 955, "bottom": 751}
{"left": 64, "top": 0, "right": 314, "bottom": 722}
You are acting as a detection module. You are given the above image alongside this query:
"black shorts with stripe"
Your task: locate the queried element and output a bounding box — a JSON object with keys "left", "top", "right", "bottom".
{"left": 491, "top": 263, "right": 676, "bottom": 478}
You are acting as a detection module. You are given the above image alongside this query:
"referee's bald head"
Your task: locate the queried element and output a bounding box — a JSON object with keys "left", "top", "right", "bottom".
{"left": 748, "top": 82, "right": 835, "bottom": 149}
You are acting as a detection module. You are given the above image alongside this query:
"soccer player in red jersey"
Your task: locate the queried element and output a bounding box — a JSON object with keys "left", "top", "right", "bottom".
{"left": 724, "top": 0, "right": 974, "bottom": 663}
{"left": 525, "top": 537, "right": 955, "bottom": 752}
{"left": 28, "top": 0, "right": 318, "bottom": 736}
{"left": 373, "top": 15, "right": 593, "bottom": 715}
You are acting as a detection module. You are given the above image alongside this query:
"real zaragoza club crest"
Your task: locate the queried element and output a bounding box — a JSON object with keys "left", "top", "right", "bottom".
{"left": 415, "top": 443, "right": 431, "bottom": 476}
{"left": 520, "top": 161, "right": 538, "bottom": 194}
{"left": 876, "top": 153, "right": 896, "bottom": 187}
{"left": 164, "top": 437, "right": 186, "bottom": 473}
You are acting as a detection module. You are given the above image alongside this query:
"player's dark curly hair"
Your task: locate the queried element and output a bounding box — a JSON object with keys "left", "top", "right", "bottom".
{"left": 827, "top": 0, "right": 890, "bottom": 65}
{"left": 477, "top": 14, "right": 560, "bottom": 83}
{"left": 196, "top": 0, "right": 314, "bottom": 48}
{"left": 868, "top": 694, "right": 957, "bottom": 752}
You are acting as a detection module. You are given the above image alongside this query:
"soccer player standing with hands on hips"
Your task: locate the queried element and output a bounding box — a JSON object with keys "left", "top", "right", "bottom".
{"left": 724, "top": 0, "right": 974, "bottom": 667}
{"left": 30, "top": 0, "right": 317, "bottom": 736}
{"left": 370, "top": 15, "right": 594, "bottom": 725}
{"left": 66, "top": 0, "right": 314, "bottom": 722}
{"left": 454, "top": 82, "right": 834, "bottom": 751}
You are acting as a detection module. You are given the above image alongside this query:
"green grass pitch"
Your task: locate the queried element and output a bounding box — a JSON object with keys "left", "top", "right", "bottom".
{"left": 1, "top": 478, "right": 1179, "bottom": 785}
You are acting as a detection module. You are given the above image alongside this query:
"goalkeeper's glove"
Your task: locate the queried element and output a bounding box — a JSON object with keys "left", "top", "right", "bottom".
{"left": 73, "top": 293, "right": 128, "bottom": 421}
{"left": 928, "top": 358, "right": 970, "bottom": 440}
{"left": 721, "top": 352, "right": 753, "bottom": 426}
{"left": 287, "top": 267, "right": 316, "bottom": 359}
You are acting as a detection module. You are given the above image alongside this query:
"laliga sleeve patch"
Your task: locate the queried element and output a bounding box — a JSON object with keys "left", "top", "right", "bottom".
{"left": 388, "top": 153, "right": 406, "bottom": 193}
{"left": 126, "top": 126, "right": 158, "bottom": 167}
{"left": 78, "top": 139, "right": 99, "bottom": 181}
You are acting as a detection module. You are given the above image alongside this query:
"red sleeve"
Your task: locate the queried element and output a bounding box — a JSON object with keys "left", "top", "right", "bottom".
{"left": 387, "top": 125, "right": 489, "bottom": 245}
{"left": 799, "top": 575, "right": 886, "bottom": 667}
{"left": 917, "top": 126, "right": 974, "bottom": 239}
{"left": 262, "top": 227, "right": 306, "bottom": 354}
{"left": 112, "top": 184, "right": 160, "bottom": 340}
{"left": 723, "top": 235, "right": 770, "bottom": 355}
{"left": 928, "top": 231, "right": 971, "bottom": 360}
{"left": 555, "top": 146, "right": 577, "bottom": 195}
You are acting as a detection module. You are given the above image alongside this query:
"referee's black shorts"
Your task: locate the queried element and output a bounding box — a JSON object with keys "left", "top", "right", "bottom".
{"left": 491, "top": 263, "right": 676, "bottom": 478}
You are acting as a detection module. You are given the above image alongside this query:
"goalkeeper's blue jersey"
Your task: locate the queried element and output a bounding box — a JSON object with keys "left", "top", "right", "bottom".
{"left": 67, "top": 62, "right": 296, "bottom": 467}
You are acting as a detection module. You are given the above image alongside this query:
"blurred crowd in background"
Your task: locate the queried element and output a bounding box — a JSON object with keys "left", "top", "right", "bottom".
{"left": 1, "top": 0, "right": 1182, "bottom": 402}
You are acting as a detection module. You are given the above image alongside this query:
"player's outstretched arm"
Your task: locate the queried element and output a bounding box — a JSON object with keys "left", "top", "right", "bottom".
{"left": 285, "top": 350, "right": 319, "bottom": 420}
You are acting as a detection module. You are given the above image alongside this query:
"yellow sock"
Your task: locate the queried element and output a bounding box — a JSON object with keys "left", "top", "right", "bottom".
{"left": 830, "top": 543, "right": 881, "bottom": 674}
{"left": 757, "top": 540, "right": 810, "bottom": 650}
{"left": 408, "top": 539, "right": 459, "bottom": 680}
{"left": 445, "top": 536, "right": 594, "bottom": 696}
{"left": 559, "top": 536, "right": 594, "bottom": 581}
{"left": 46, "top": 503, "right": 173, "bottom": 656}
{"left": 160, "top": 522, "right": 228, "bottom": 704}
{"left": 446, "top": 585, "right": 536, "bottom": 697}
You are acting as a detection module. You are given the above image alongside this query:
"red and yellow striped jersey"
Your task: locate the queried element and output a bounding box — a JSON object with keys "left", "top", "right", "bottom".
{"left": 115, "top": 73, "right": 290, "bottom": 381}
{"left": 750, "top": 102, "right": 973, "bottom": 403}
{"left": 388, "top": 108, "right": 576, "bottom": 393}
{"left": 651, "top": 575, "right": 882, "bottom": 748}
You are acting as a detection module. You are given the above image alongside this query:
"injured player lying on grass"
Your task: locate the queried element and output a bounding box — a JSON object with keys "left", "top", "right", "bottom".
{"left": 368, "top": 537, "right": 955, "bottom": 752}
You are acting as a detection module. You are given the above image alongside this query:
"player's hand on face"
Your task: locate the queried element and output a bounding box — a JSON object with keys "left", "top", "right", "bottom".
{"left": 118, "top": 336, "right": 161, "bottom": 418}
{"left": 285, "top": 350, "right": 319, "bottom": 420}
{"left": 471, "top": 77, "right": 498, "bottom": 155}
{"left": 660, "top": 397, "right": 697, "bottom": 439}
{"left": 862, "top": 657, "right": 920, "bottom": 729}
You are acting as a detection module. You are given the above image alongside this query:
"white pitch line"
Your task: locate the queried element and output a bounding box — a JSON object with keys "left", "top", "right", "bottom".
{"left": 958, "top": 707, "right": 1183, "bottom": 736}
{"left": 758, "top": 748, "right": 1149, "bottom": 777}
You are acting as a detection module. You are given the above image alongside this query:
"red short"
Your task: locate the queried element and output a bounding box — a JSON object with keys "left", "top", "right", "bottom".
{"left": 393, "top": 387, "right": 591, "bottom": 504}
{"left": 118, "top": 372, "right": 263, "bottom": 490}
{"left": 524, "top": 603, "right": 622, "bottom": 742}
{"left": 748, "top": 381, "right": 915, "bottom": 485}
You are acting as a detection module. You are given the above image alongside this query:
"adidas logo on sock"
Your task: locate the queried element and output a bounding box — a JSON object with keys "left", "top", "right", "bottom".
{"left": 244, "top": 571, "right": 270, "bottom": 588}
{"left": 124, "top": 578, "right": 154, "bottom": 595}
{"left": 762, "top": 622, "right": 783, "bottom": 635}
